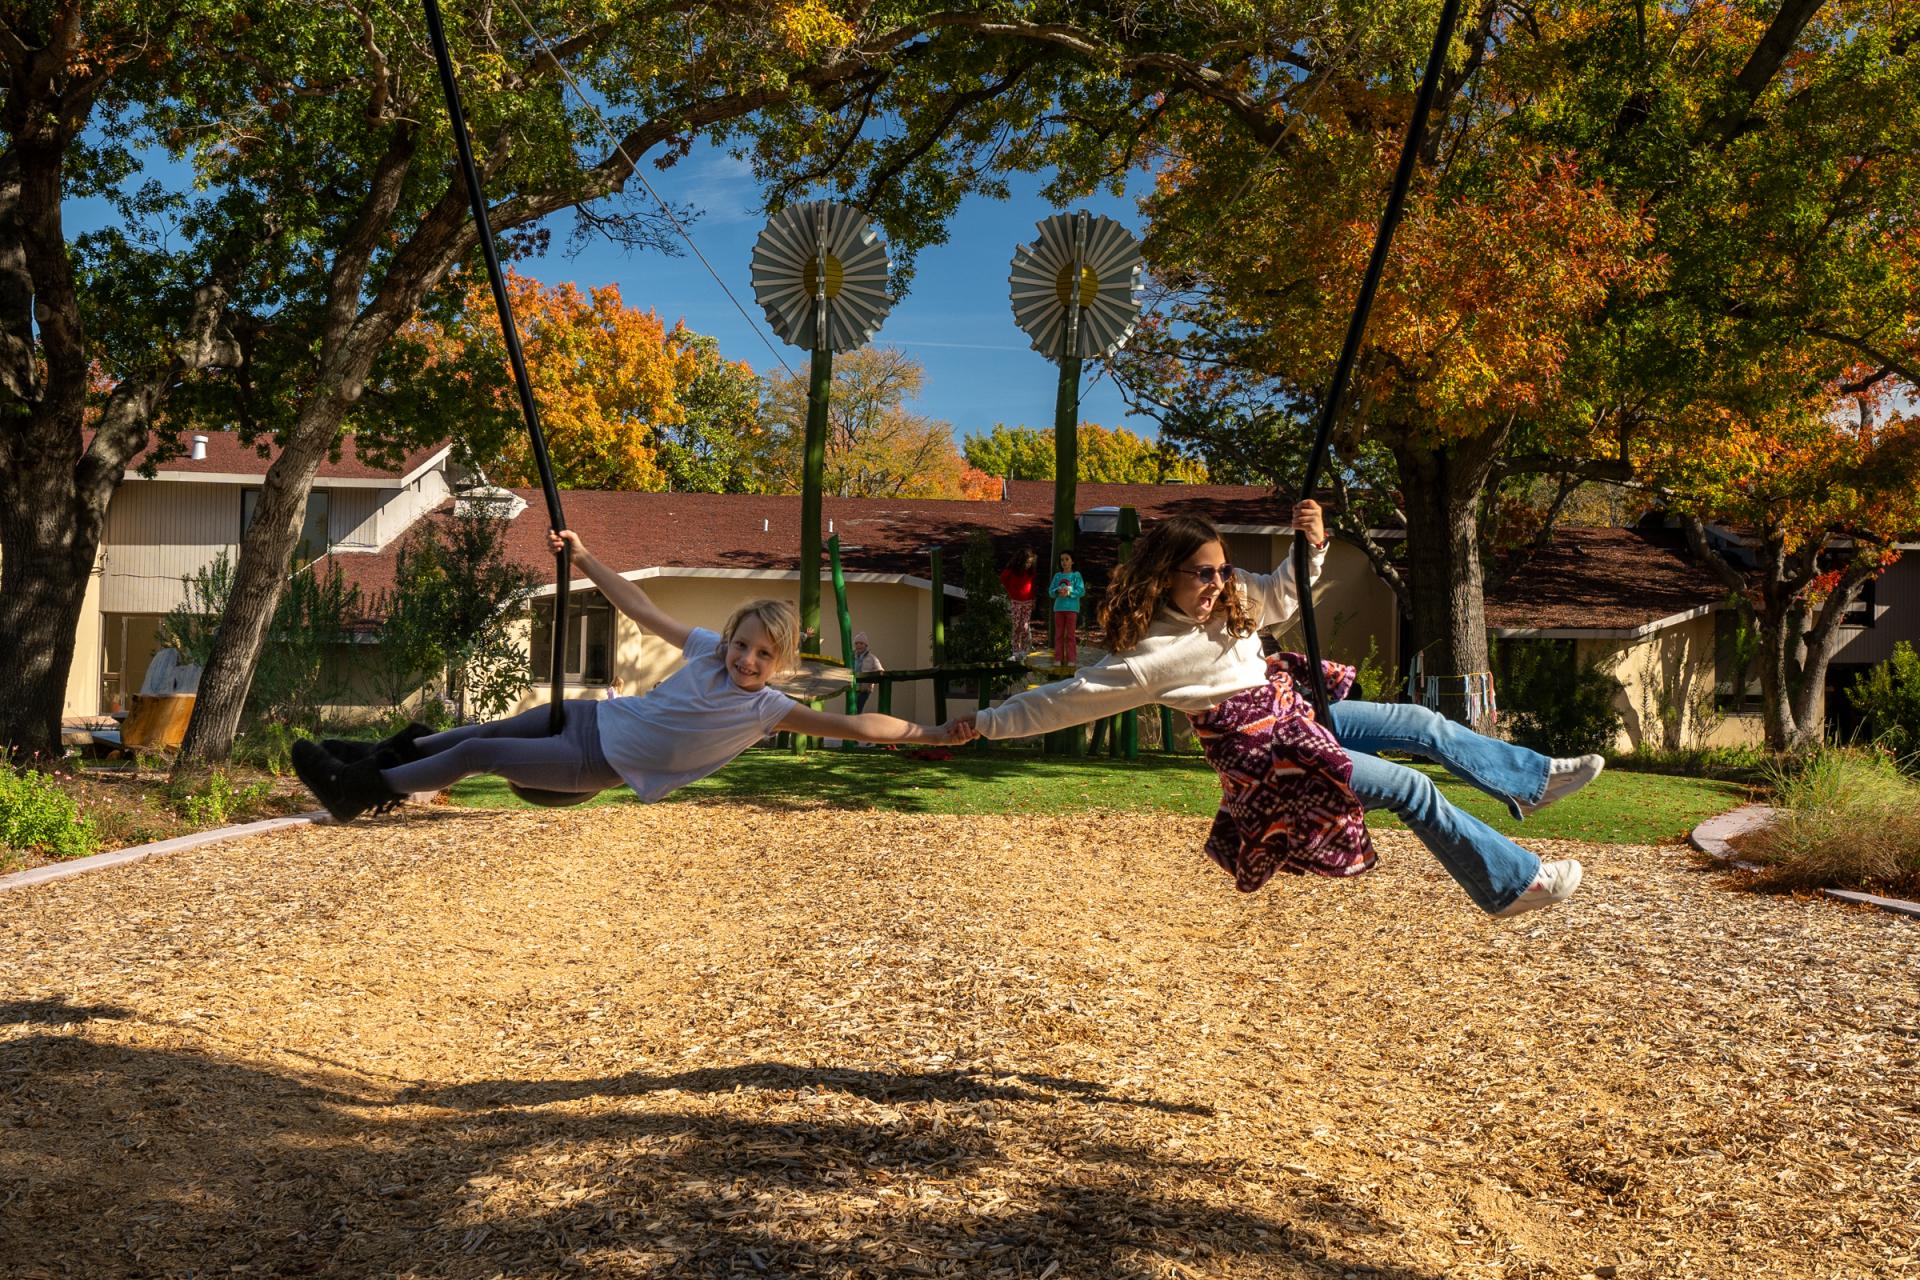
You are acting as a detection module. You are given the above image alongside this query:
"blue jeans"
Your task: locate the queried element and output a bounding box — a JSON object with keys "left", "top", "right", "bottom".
{"left": 1329, "top": 700, "right": 1550, "bottom": 914}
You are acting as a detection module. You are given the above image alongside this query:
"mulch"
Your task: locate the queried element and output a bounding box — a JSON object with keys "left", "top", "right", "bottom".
{"left": 2, "top": 804, "right": 1916, "bottom": 1279}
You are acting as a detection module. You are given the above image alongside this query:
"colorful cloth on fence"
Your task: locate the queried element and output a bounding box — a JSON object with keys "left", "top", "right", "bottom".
{"left": 1191, "top": 652, "right": 1374, "bottom": 892}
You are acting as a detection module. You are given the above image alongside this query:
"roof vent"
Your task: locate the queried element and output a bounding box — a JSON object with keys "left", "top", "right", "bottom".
{"left": 190, "top": 434, "right": 208, "bottom": 461}
{"left": 1077, "top": 506, "right": 1122, "bottom": 535}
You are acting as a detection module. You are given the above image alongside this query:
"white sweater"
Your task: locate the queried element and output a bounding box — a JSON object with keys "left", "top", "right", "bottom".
{"left": 973, "top": 544, "right": 1327, "bottom": 740}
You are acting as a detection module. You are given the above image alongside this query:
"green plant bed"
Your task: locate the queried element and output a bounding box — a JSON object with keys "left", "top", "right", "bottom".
{"left": 447, "top": 746, "right": 1751, "bottom": 844}
{"left": 1735, "top": 749, "right": 1920, "bottom": 898}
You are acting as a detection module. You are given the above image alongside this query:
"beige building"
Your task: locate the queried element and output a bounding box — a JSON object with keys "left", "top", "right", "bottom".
{"left": 51, "top": 439, "right": 1915, "bottom": 752}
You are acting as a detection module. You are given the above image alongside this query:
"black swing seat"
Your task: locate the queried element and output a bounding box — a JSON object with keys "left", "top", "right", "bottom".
{"left": 508, "top": 784, "right": 602, "bottom": 808}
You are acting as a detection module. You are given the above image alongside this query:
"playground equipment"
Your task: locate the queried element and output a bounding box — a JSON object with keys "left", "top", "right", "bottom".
{"left": 751, "top": 202, "right": 896, "bottom": 656}
{"left": 1007, "top": 212, "right": 1143, "bottom": 571}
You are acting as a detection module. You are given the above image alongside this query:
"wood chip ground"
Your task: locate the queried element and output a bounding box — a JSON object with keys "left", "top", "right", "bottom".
{"left": 3, "top": 804, "right": 1916, "bottom": 1279}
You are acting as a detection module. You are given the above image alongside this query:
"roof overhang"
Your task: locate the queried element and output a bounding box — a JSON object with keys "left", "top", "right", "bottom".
{"left": 530, "top": 565, "right": 969, "bottom": 600}
{"left": 1490, "top": 602, "right": 1716, "bottom": 641}
{"left": 123, "top": 444, "right": 452, "bottom": 489}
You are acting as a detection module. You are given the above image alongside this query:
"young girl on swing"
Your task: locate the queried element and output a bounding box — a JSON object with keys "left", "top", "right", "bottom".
{"left": 947, "top": 503, "right": 1597, "bottom": 917}
{"left": 292, "top": 529, "right": 962, "bottom": 822}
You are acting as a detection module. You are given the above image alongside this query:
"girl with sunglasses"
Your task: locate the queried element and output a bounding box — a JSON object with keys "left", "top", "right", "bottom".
{"left": 946, "top": 503, "right": 1594, "bottom": 917}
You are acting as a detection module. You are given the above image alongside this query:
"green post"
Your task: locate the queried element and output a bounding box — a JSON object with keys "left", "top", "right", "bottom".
{"left": 1160, "top": 705, "right": 1177, "bottom": 753}
{"left": 829, "top": 533, "right": 856, "bottom": 722}
{"left": 799, "top": 344, "right": 832, "bottom": 652}
{"left": 1117, "top": 505, "right": 1140, "bottom": 760}
{"left": 878, "top": 678, "right": 893, "bottom": 717}
{"left": 1051, "top": 354, "right": 1082, "bottom": 571}
{"left": 930, "top": 547, "right": 947, "bottom": 724}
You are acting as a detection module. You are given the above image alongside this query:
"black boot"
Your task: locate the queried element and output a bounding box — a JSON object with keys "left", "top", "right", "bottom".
{"left": 319, "top": 721, "right": 433, "bottom": 766}
{"left": 292, "top": 741, "right": 405, "bottom": 823}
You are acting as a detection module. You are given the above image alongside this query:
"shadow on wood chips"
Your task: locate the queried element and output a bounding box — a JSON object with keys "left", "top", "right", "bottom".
{"left": 3, "top": 804, "right": 1917, "bottom": 1279}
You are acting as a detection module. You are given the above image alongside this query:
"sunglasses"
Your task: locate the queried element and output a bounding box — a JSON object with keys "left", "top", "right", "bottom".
{"left": 1174, "top": 565, "right": 1232, "bottom": 585}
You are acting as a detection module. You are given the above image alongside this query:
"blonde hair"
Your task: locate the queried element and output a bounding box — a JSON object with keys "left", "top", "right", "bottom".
{"left": 722, "top": 598, "right": 800, "bottom": 671}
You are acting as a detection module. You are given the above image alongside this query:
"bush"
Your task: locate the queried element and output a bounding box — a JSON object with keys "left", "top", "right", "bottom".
{"left": 1846, "top": 641, "right": 1920, "bottom": 760}
{"left": 233, "top": 722, "right": 313, "bottom": 776}
{"left": 947, "top": 531, "right": 1014, "bottom": 691}
{"left": 1497, "top": 639, "right": 1624, "bottom": 756}
{"left": 1740, "top": 748, "right": 1920, "bottom": 897}
{"left": 164, "top": 770, "right": 275, "bottom": 828}
{"left": 0, "top": 768, "right": 99, "bottom": 863}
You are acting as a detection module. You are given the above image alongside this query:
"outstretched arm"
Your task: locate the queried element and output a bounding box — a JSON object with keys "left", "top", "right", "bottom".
{"left": 967, "top": 660, "right": 1152, "bottom": 740}
{"left": 549, "top": 529, "right": 693, "bottom": 649}
{"left": 776, "top": 705, "right": 965, "bottom": 745}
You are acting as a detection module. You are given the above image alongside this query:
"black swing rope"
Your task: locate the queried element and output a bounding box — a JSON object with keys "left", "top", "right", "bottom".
{"left": 1294, "top": 0, "right": 1464, "bottom": 733}
{"left": 422, "top": 0, "right": 585, "bottom": 799}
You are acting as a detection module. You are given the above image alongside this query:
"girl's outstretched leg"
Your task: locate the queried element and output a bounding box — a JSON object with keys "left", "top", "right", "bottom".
{"left": 1342, "top": 750, "right": 1550, "bottom": 914}
{"left": 385, "top": 699, "right": 619, "bottom": 796}
{"left": 1330, "top": 700, "right": 1556, "bottom": 818}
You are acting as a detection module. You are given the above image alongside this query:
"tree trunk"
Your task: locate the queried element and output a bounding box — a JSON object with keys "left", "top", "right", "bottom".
{"left": 0, "top": 463, "right": 96, "bottom": 763}
{"left": 174, "top": 404, "right": 352, "bottom": 767}
{"left": 1391, "top": 430, "right": 1506, "bottom": 726}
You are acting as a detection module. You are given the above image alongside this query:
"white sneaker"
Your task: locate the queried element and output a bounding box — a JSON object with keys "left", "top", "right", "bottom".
{"left": 1516, "top": 753, "right": 1605, "bottom": 815}
{"left": 1494, "top": 859, "right": 1583, "bottom": 918}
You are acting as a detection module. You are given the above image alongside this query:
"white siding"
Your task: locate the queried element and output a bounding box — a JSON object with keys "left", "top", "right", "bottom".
{"left": 330, "top": 488, "right": 383, "bottom": 549}
{"left": 100, "top": 481, "right": 245, "bottom": 614}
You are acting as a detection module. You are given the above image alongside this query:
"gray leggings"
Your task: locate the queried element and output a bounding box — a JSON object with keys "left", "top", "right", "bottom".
{"left": 381, "top": 700, "right": 623, "bottom": 796}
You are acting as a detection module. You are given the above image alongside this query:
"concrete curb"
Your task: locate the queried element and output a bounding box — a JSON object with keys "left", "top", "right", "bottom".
{"left": 1688, "top": 803, "right": 1920, "bottom": 922}
{"left": 0, "top": 811, "right": 327, "bottom": 893}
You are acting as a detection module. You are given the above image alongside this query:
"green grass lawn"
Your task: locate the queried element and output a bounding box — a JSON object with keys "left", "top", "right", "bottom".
{"left": 447, "top": 747, "right": 1754, "bottom": 846}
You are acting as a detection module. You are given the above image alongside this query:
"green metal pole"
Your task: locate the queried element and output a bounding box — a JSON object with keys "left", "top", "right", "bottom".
{"left": 1160, "top": 705, "right": 1176, "bottom": 753}
{"left": 800, "top": 344, "right": 831, "bottom": 652}
{"left": 930, "top": 547, "right": 947, "bottom": 724}
{"left": 1051, "top": 354, "right": 1082, "bottom": 570}
{"left": 829, "top": 533, "right": 856, "bottom": 720}
{"left": 1117, "top": 504, "right": 1140, "bottom": 760}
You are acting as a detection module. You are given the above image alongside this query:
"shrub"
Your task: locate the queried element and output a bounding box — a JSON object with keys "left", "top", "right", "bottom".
{"left": 947, "top": 531, "right": 1014, "bottom": 691}
{"left": 0, "top": 768, "right": 99, "bottom": 863}
{"left": 165, "top": 770, "right": 275, "bottom": 828}
{"left": 1496, "top": 639, "right": 1624, "bottom": 756}
{"left": 1846, "top": 641, "right": 1920, "bottom": 760}
{"left": 233, "top": 722, "right": 313, "bottom": 776}
{"left": 1740, "top": 748, "right": 1920, "bottom": 897}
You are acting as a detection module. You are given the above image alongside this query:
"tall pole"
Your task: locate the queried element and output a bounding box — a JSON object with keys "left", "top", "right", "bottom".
{"left": 800, "top": 207, "right": 832, "bottom": 653}
{"left": 1051, "top": 212, "right": 1088, "bottom": 572}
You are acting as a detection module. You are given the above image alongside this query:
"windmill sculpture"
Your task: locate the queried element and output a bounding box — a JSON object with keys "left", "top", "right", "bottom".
{"left": 1008, "top": 211, "right": 1144, "bottom": 565}
{"left": 751, "top": 200, "right": 894, "bottom": 650}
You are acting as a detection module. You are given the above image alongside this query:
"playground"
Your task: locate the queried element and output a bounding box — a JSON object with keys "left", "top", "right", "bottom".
{"left": 5, "top": 801, "right": 1916, "bottom": 1279}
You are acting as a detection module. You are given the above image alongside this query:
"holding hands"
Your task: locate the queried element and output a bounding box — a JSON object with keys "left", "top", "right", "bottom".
{"left": 939, "top": 713, "right": 981, "bottom": 745}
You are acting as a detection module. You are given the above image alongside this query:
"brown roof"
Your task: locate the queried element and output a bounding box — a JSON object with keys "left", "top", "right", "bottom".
{"left": 1486, "top": 527, "right": 1729, "bottom": 634}
{"left": 124, "top": 431, "right": 447, "bottom": 482}
{"left": 325, "top": 482, "right": 1293, "bottom": 604}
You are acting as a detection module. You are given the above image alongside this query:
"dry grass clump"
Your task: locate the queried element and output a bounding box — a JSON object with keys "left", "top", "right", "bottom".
{"left": 1738, "top": 748, "right": 1920, "bottom": 896}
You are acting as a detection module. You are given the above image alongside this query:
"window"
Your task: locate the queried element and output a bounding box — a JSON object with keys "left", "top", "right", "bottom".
{"left": 241, "top": 488, "right": 331, "bottom": 565}
{"left": 529, "top": 593, "right": 614, "bottom": 684}
{"left": 1841, "top": 576, "right": 1877, "bottom": 629}
{"left": 1714, "top": 609, "right": 1762, "bottom": 713}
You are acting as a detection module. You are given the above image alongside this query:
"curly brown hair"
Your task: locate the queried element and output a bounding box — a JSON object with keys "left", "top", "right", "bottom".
{"left": 1097, "top": 515, "right": 1255, "bottom": 652}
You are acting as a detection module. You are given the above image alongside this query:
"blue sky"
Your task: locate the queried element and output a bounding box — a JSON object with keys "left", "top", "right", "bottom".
{"left": 523, "top": 141, "right": 1157, "bottom": 442}
{"left": 69, "top": 137, "right": 1158, "bottom": 444}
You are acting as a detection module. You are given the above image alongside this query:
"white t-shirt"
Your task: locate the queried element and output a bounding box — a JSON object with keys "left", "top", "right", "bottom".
{"left": 596, "top": 628, "right": 797, "bottom": 801}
